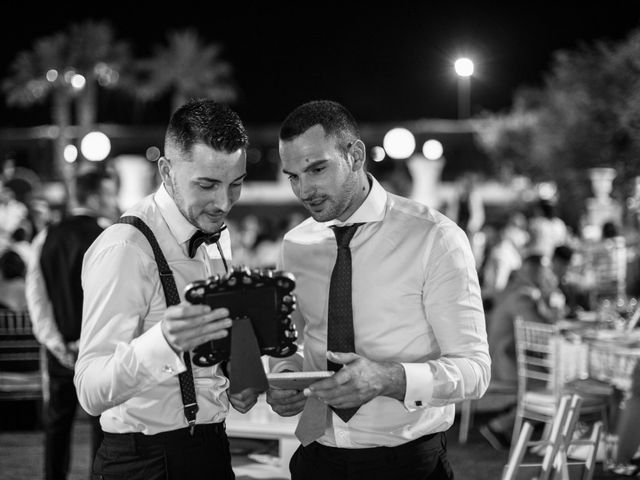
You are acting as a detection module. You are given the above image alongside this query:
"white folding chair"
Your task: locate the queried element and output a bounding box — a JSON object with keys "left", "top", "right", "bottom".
{"left": 503, "top": 394, "right": 600, "bottom": 480}
{"left": 511, "top": 317, "right": 609, "bottom": 451}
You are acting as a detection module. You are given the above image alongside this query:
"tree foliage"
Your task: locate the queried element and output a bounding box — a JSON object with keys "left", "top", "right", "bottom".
{"left": 475, "top": 29, "right": 640, "bottom": 229}
{"left": 134, "top": 29, "right": 237, "bottom": 114}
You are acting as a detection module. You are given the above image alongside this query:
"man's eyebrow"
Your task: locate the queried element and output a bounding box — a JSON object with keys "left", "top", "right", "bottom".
{"left": 194, "top": 173, "right": 247, "bottom": 183}
{"left": 282, "top": 159, "right": 327, "bottom": 176}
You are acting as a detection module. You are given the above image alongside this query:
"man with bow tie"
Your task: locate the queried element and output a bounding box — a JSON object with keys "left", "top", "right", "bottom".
{"left": 75, "top": 99, "right": 258, "bottom": 480}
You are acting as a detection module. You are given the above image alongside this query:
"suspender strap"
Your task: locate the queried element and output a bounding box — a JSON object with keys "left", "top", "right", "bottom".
{"left": 117, "top": 216, "right": 199, "bottom": 433}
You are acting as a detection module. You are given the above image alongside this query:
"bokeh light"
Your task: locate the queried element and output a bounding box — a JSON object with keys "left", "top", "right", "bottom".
{"left": 383, "top": 128, "right": 415, "bottom": 160}
{"left": 63, "top": 145, "right": 78, "bottom": 163}
{"left": 46, "top": 69, "right": 59, "bottom": 82}
{"left": 71, "top": 74, "right": 86, "bottom": 90}
{"left": 454, "top": 57, "right": 474, "bottom": 77}
{"left": 81, "top": 131, "right": 111, "bottom": 161}
{"left": 145, "top": 146, "right": 161, "bottom": 162}
{"left": 422, "top": 139, "right": 444, "bottom": 160}
{"left": 370, "top": 146, "right": 386, "bottom": 163}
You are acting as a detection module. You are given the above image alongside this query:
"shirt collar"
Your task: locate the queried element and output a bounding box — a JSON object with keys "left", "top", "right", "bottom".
{"left": 327, "top": 174, "right": 387, "bottom": 228}
{"left": 154, "top": 183, "right": 198, "bottom": 246}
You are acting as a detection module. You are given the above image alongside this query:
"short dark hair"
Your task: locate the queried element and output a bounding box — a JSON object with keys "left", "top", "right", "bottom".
{"left": 553, "top": 244, "right": 574, "bottom": 263}
{"left": 0, "top": 249, "right": 25, "bottom": 280}
{"left": 538, "top": 199, "right": 555, "bottom": 219}
{"left": 602, "top": 221, "right": 619, "bottom": 239}
{"left": 279, "top": 100, "right": 360, "bottom": 154}
{"left": 165, "top": 99, "right": 248, "bottom": 155}
{"left": 75, "top": 170, "right": 112, "bottom": 206}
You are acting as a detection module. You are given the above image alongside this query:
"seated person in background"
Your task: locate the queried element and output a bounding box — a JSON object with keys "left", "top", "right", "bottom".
{"left": 528, "top": 198, "right": 568, "bottom": 261}
{"left": 0, "top": 248, "right": 27, "bottom": 311}
{"left": 591, "top": 220, "right": 628, "bottom": 305}
{"left": 480, "top": 251, "right": 559, "bottom": 449}
{"left": 481, "top": 213, "right": 529, "bottom": 311}
{"left": 551, "top": 244, "right": 591, "bottom": 317}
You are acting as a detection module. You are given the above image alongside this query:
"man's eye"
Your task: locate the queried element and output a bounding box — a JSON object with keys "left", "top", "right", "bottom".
{"left": 198, "top": 183, "right": 215, "bottom": 190}
{"left": 311, "top": 167, "right": 325, "bottom": 174}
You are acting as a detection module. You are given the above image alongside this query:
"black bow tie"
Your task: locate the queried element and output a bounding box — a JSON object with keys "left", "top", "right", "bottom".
{"left": 188, "top": 224, "right": 227, "bottom": 258}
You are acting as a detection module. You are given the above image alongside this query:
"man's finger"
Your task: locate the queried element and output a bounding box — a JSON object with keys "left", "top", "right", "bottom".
{"left": 326, "top": 351, "right": 359, "bottom": 364}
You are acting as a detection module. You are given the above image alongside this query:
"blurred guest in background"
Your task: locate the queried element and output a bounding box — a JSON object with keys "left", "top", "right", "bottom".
{"left": 592, "top": 220, "right": 628, "bottom": 305}
{"left": 74, "top": 99, "right": 255, "bottom": 480}
{"left": 10, "top": 216, "right": 37, "bottom": 266}
{"left": 0, "top": 248, "right": 27, "bottom": 311}
{"left": 447, "top": 172, "right": 486, "bottom": 265}
{"left": 480, "top": 212, "right": 529, "bottom": 312}
{"left": 528, "top": 198, "right": 568, "bottom": 262}
{"left": 481, "top": 251, "right": 558, "bottom": 450}
{"left": 26, "top": 169, "right": 118, "bottom": 480}
{"left": 0, "top": 180, "right": 29, "bottom": 252}
{"left": 549, "top": 244, "right": 592, "bottom": 317}
{"left": 268, "top": 100, "right": 490, "bottom": 480}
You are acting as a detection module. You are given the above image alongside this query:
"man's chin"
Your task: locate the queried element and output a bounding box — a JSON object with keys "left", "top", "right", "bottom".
{"left": 308, "top": 210, "right": 333, "bottom": 222}
{"left": 199, "top": 219, "right": 225, "bottom": 234}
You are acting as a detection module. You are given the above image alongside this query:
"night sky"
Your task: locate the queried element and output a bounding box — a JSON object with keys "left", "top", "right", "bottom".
{"left": 2, "top": 1, "right": 640, "bottom": 127}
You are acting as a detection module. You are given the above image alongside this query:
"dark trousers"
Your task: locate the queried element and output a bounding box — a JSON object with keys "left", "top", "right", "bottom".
{"left": 290, "top": 432, "right": 454, "bottom": 480}
{"left": 45, "top": 354, "right": 103, "bottom": 480}
{"left": 92, "top": 423, "right": 235, "bottom": 480}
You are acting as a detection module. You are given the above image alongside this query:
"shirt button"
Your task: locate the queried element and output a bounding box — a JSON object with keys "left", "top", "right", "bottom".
{"left": 162, "top": 364, "right": 174, "bottom": 374}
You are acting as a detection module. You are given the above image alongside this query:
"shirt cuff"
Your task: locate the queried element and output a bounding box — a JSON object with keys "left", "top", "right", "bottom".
{"left": 132, "top": 322, "right": 186, "bottom": 381}
{"left": 44, "top": 333, "right": 66, "bottom": 353}
{"left": 401, "top": 362, "right": 434, "bottom": 411}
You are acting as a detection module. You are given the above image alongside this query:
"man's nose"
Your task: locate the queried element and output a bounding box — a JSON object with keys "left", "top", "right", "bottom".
{"left": 213, "top": 189, "right": 231, "bottom": 212}
{"left": 299, "top": 177, "right": 315, "bottom": 199}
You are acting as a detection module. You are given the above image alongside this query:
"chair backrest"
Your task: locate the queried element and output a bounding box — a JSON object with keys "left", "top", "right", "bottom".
{"left": 514, "top": 317, "right": 563, "bottom": 399}
{"left": 0, "top": 310, "right": 40, "bottom": 371}
{"left": 587, "top": 340, "right": 640, "bottom": 393}
{"left": 0, "top": 310, "right": 43, "bottom": 400}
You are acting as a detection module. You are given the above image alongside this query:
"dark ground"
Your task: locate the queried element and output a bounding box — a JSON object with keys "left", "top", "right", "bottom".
{"left": 0, "top": 398, "right": 629, "bottom": 479}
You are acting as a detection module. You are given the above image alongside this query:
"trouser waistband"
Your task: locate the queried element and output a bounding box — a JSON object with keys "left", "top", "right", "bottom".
{"left": 102, "top": 422, "right": 226, "bottom": 448}
{"left": 311, "top": 431, "right": 445, "bottom": 460}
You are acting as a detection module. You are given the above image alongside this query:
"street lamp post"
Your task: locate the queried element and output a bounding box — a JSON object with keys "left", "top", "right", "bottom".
{"left": 454, "top": 57, "right": 474, "bottom": 119}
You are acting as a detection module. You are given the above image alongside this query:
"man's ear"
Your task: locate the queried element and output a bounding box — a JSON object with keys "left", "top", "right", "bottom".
{"left": 157, "top": 156, "right": 172, "bottom": 189}
{"left": 349, "top": 140, "right": 366, "bottom": 172}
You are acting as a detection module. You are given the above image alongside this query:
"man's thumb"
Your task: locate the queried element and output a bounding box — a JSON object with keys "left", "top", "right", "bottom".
{"left": 326, "top": 351, "right": 358, "bottom": 364}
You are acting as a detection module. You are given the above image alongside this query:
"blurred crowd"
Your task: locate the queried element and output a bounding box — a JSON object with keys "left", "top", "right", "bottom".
{"left": 0, "top": 164, "right": 634, "bottom": 320}
{"left": 0, "top": 173, "right": 308, "bottom": 317}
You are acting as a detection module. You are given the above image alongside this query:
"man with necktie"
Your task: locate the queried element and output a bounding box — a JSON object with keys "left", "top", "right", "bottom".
{"left": 267, "top": 100, "right": 491, "bottom": 479}
{"left": 75, "top": 99, "right": 259, "bottom": 479}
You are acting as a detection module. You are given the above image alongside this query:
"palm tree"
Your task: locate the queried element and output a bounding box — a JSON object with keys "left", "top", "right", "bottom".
{"left": 135, "top": 29, "right": 237, "bottom": 114}
{"left": 66, "top": 20, "right": 131, "bottom": 130}
{"left": 3, "top": 32, "right": 76, "bottom": 184}
{"left": 3, "top": 20, "right": 132, "bottom": 195}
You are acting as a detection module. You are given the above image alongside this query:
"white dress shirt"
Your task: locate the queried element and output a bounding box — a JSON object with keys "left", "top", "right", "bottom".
{"left": 280, "top": 176, "right": 490, "bottom": 448}
{"left": 75, "top": 185, "right": 232, "bottom": 434}
{"left": 25, "top": 208, "right": 110, "bottom": 353}
{"left": 25, "top": 227, "right": 64, "bottom": 352}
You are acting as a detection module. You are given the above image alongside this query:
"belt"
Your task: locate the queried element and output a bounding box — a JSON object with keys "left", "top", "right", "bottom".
{"left": 103, "top": 422, "right": 226, "bottom": 448}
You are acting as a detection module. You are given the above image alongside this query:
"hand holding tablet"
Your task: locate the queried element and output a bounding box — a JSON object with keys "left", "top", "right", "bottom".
{"left": 267, "top": 371, "right": 333, "bottom": 390}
